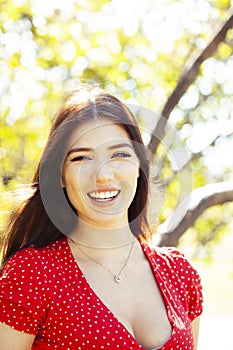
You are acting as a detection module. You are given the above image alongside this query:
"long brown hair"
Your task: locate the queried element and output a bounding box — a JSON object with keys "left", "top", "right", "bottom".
{"left": 1, "top": 86, "right": 150, "bottom": 266}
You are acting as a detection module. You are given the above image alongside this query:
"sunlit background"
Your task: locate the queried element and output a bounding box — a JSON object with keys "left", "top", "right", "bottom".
{"left": 1, "top": 0, "right": 233, "bottom": 348}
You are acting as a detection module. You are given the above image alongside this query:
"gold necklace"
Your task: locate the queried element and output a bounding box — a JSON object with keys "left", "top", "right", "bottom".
{"left": 69, "top": 237, "right": 137, "bottom": 250}
{"left": 74, "top": 240, "right": 134, "bottom": 283}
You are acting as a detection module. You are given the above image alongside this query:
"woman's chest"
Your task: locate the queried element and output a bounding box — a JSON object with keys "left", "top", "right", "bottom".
{"left": 82, "top": 260, "right": 174, "bottom": 350}
{"left": 41, "top": 259, "right": 174, "bottom": 350}
{"left": 36, "top": 250, "right": 194, "bottom": 350}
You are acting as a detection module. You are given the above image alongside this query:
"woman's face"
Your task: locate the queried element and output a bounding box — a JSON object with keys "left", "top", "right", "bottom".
{"left": 62, "top": 119, "right": 140, "bottom": 228}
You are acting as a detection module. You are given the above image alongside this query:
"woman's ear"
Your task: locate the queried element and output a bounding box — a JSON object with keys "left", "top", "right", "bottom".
{"left": 60, "top": 177, "right": 65, "bottom": 188}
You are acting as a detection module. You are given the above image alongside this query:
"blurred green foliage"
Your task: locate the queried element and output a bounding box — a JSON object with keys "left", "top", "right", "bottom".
{"left": 1, "top": 0, "right": 233, "bottom": 259}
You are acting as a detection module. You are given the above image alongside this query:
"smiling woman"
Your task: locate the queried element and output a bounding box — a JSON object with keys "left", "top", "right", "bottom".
{"left": 62, "top": 120, "right": 140, "bottom": 231}
{"left": 0, "top": 85, "right": 203, "bottom": 350}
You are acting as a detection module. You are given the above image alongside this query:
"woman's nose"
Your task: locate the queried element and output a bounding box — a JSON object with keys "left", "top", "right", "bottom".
{"left": 95, "top": 160, "right": 115, "bottom": 184}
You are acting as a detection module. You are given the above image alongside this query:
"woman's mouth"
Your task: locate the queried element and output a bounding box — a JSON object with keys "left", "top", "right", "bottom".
{"left": 88, "top": 190, "right": 120, "bottom": 202}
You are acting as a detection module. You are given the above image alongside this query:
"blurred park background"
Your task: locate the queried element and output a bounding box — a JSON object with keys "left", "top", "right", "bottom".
{"left": 0, "top": 0, "right": 233, "bottom": 348}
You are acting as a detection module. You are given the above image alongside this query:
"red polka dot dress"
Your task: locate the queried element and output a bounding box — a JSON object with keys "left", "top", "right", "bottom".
{"left": 0, "top": 237, "right": 203, "bottom": 349}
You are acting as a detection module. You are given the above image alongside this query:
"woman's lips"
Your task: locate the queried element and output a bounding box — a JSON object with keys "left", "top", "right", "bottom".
{"left": 87, "top": 190, "right": 121, "bottom": 202}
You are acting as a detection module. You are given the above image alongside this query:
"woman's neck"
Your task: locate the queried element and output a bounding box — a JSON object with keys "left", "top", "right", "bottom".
{"left": 69, "top": 221, "right": 136, "bottom": 250}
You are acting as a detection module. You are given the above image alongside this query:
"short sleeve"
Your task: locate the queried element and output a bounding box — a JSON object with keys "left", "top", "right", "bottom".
{"left": 166, "top": 247, "right": 203, "bottom": 321}
{"left": 0, "top": 248, "right": 49, "bottom": 334}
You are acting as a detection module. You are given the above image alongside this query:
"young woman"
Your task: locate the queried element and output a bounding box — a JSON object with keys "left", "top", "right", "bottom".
{"left": 0, "top": 86, "right": 203, "bottom": 350}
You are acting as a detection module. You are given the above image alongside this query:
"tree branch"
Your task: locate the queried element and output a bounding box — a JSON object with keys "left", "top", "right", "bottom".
{"left": 157, "top": 181, "right": 233, "bottom": 247}
{"left": 148, "top": 9, "right": 233, "bottom": 155}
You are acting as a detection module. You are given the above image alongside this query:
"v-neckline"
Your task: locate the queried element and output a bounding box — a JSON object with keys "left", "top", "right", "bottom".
{"left": 64, "top": 237, "right": 175, "bottom": 350}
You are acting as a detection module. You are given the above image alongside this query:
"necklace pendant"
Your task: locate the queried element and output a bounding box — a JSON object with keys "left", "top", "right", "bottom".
{"left": 114, "top": 275, "right": 121, "bottom": 283}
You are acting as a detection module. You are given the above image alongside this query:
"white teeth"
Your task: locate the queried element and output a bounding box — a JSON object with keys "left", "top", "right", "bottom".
{"left": 88, "top": 190, "right": 119, "bottom": 200}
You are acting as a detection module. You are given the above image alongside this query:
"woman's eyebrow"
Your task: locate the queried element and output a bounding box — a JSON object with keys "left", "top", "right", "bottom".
{"left": 67, "top": 143, "right": 133, "bottom": 156}
{"left": 108, "top": 143, "right": 133, "bottom": 150}
{"left": 67, "top": 147, "right": 91, "bottom": 156}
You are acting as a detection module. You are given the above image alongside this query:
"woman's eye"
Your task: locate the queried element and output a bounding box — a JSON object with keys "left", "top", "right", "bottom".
{"left": 70, "top": 155, "right": 91, "bottom": 162}
{"left": 112, "top": 152, "right": 131, "bottom": 159}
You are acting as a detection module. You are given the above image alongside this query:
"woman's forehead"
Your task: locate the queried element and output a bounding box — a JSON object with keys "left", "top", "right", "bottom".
{"left": 67, "top": 119, "right": 132, "bottom": 150}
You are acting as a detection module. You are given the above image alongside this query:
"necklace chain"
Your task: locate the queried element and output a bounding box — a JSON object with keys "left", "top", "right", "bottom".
{"left": 73, "top": 240, "right": 135, "bottom": 283}
{"left": 68, "top": 237, "right": 137, "bottom": 250}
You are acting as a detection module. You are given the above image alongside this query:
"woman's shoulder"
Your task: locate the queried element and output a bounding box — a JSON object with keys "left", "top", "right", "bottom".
{"left": 141, "top": 239, "right": 203, "bottom": 319}
{"left": 148, "top": 241, "right": 202, "bottom": 290}
{"left": 141, "top": 238, "right": 201, "bottom": 281}
{"left": 141, "top": 237, "right": 188, "bottom": 264}
{"left": 153, "top": 245, "right": 190, "bottom": 266}
{"left": 152, "top": 245, "right": 203, "bottom": 320}
{"left": 1, "top": 237, "right": 68, "bottom": 276}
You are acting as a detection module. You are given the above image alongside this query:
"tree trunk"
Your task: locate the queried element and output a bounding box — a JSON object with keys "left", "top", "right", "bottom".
{"left": 157, "top": 181, "right": 233, "bottom": 247}
{"left": 148, "top": 9, "right": 233, "bottom": 155}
